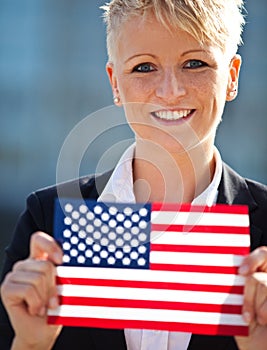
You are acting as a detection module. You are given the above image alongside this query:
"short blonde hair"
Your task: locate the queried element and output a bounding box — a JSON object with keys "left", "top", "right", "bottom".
{"left": 101, "top": 0, "right": 246, "bottom": 61}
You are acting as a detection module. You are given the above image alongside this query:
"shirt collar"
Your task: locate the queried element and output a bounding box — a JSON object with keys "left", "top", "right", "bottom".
{"left": 192, "top": 147, "right": 222, "bottom": 206}
{"left": 98, "top": 143, "right": 136, "bottom": 203}
{"left": 98, "top": 143, "right": 222, "bottom": 206}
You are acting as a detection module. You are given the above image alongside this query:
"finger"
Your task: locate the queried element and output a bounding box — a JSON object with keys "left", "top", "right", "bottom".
{"left": 6, "top": 261, "right": 59, "bottom": 315}
{"left": 13, "top": 258, "right": 57, "bottom": 279}
{"left": 30, "top": 231, "right": 62, "bottom": 264}
{"left": 1, "top": 271, "right": 47, "bottom": 317}
{"left": 239, "top": 246, "right": 267, "bottom": 275}
{"left": 254, "top": 272, "right": 267, "bottom": 325}
{"left": 13, "top": 259, "right": 57, "bottom": 297}
{"left": 242, "top": 274, "right": 257, "bottom": 324}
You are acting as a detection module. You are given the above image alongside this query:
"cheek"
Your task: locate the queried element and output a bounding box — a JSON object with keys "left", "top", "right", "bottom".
{"left": 118, "top": 77, "right": 155, "bottom": 102}
{"left": 208, "top": 76, "right": 229, "bottom": 126}
{"left": 196, "top": 72, "right": 228, "bottom": 107}
{"left": 192, "top": 71, "right": 217, "bottom": 93}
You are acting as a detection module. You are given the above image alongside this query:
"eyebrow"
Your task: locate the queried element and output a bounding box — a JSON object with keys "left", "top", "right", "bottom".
{"left": 181, "top": 49, "right": 210, "bottom": 56}
{"left": 124, "top": 54, "right": 157, "bottom": 64}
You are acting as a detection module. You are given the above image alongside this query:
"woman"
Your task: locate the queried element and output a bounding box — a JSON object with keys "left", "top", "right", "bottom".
{"left": 1, "top": 1, "right": 267, "bottom": 349}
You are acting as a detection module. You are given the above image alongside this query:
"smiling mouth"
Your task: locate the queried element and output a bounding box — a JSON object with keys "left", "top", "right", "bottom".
{"left": 152, "top": 109, "right": 194, "bottom": 121}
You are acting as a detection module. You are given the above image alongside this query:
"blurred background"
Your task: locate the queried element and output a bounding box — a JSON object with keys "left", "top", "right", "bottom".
{"left": 1, "top": 0, "right": 267, "bottom": 266}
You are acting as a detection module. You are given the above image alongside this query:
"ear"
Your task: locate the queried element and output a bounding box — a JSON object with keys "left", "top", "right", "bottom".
{"left": 106, "top": 62, "right": 122, "bottom": 106}
{"left": 226, "top": 54, "right": 242, "bottom": 101}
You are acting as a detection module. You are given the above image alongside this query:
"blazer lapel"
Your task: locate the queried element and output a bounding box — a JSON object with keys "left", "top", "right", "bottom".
{"left": 216, "top": 163, "right": 257, "bottom": 207}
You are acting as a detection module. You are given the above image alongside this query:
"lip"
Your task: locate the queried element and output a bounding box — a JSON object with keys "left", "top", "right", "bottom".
{"left": 151, "top": 108, "right": 195, "bottom": 125}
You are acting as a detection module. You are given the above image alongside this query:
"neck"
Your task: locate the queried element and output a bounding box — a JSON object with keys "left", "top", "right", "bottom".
{"left": 133, "top": 139, "right": 216, "bottom": 203}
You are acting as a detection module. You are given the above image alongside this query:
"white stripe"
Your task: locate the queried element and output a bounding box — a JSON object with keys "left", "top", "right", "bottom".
{"left": 150, "top": 232, "right": 250, "bottom": 247}
{"left": 57, "top": 266, "right": 245, "bottom": 286}
{"left": 150, "top": 252, "right": 244, "bottom": 267}
{"left": 48, "top": 305, "right": 246, "bottom": 326}
{"left": 151, "top": 211, "right": 249, "bottom": 227}
{"left": 57, "top": 284, "right": 243, "bottom": 305}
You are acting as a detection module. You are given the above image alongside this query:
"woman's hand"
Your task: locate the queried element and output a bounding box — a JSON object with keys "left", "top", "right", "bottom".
{"left": 235, "top": 246, "right": 267, "bottom": 350}
{"left": 0, "top": 231, "right": 63, "bottom": 350}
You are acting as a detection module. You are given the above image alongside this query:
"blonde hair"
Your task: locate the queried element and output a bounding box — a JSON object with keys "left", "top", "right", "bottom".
{"left": 101, "top": 0, "right": 246, "bottom": 61}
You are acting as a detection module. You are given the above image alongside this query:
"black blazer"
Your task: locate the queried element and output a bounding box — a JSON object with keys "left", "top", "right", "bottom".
{"left": 1, "top": 163, "right": 267, "bottom": 350}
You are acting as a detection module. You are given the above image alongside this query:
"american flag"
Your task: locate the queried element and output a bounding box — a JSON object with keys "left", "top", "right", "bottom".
{"left": 47, "top": 198, "right": 250, "bottom": 336}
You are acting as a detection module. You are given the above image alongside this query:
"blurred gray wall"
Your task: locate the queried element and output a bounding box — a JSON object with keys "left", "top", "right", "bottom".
{"left": 1, "top": 1, "right": 267, "bottom": 265}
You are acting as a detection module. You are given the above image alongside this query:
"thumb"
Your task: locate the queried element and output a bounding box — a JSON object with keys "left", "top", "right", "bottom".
{"left": 30, "top": 231, "right": 62, "bottom": 265}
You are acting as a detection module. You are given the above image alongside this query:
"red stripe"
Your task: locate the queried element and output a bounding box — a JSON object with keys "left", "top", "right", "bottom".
{"left": 47, "top": 316, "right": 248, "bottom": 336}
{"left": 151, "top": 244, "right": 249, "bottom": 255}
{"left": 152, "top": 203, "right": 248, "bottom": 215}
{"left": 58, "top": 296, "right": 243, "bottom": 314}
{"left": 56, "top": 277, "right": 244, "bottom": 294}
{"left": 151, "top": 224, "right": 250, "bottom": 234}
{"left": 150, "top": 264, "right": 239, "bottom": 274}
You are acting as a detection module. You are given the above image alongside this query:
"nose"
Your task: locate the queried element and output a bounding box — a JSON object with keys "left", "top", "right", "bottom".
{"left": 155, "top": 68, "right": 186, "bottom": 101}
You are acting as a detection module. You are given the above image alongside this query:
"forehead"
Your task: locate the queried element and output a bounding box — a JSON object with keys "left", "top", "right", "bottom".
{"left": 115, "top": 14, "right": 223, "bottom": 62}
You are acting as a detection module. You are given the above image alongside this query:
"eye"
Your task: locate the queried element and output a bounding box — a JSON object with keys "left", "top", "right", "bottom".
{"left": 132, "top": 63, "right": 155, "bottom": 73}
{"left": 184, "top": 60, "right": 207, "bottom": 69}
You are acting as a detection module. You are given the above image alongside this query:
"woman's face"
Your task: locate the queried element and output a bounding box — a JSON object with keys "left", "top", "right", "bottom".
{"left": 107, "top": 14, "right": 241, "bottom": 153}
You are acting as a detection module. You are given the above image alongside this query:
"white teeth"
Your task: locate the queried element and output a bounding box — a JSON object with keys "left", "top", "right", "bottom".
{"left": 153, "top": 109, "right": 192, "bottom": 120}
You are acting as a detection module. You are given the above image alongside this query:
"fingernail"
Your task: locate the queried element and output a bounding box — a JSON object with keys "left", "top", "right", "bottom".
{"left": 239, "top": 264, "right": 249, "bottom": 275}
{"left": 38, "top": 306, "right": 46, "bottom": 317}
{"left": 54, "top": 252, "right": 62, "bottom": 265}
{"left": 243, "top": 311, "right": 251, "bottom": 324}
{"left": 49, "top": 296, "right": 59, "bottom": 309}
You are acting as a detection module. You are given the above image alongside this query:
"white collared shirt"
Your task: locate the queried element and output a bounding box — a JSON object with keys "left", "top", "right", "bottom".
{"left": 98, "top": 143, "right": 223, "bottom": 350}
